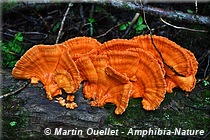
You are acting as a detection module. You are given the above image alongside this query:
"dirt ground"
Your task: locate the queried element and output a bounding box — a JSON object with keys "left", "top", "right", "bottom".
{"left": 1, "top": 2, "right": 210, "bottom": 139}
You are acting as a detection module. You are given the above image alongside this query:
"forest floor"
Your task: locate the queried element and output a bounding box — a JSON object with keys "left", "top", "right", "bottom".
{"left": 1, "top": 1, "right": 210, "bottom": 139}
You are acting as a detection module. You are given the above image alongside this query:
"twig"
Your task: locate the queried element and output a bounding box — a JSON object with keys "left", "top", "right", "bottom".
{"left": 203, "top": 131, "right": 210, "bottom": 139}
{"left": 80, "top": 4, "right": 86, "bottom": 24}
{"left": 184, "top": 104, "right": 210, "bottom": 111}
{"left": 205, "top": 73, "right": 210, "bottom": 81}
{"left": 89, "top": 4, "right": 95, "bottom": 19}
{"left": 204, "top": 53, "right": 210, "bottom": 79}
{"left": 8, "top": 51, "right": 21, "bottom": 57}
{"left": 95, "top": 24, "right": 121, "bottom": 38}
{"left": 195, "top": 0, "right": 198, "bottom": 15}
{"left": 56, "top": 3, "right": 73, "bottom": 44}
{"left": 198, "top": 50, "right": 210, "bottom": 79}
{"left": 140, "top": 0, "right": 185, "bottom": 77}
{"left": 122, "top": 12, "right": 140, "bottom": 38}
{"left": 27, "top": 4, "right": 52, "bottom": 34}
{"left": 6, "top": 29, "right": 48, "bottom": 38}
{"left": 2, "top": 32, "right": 38, "bottom": 43}
{"left": 0, "top": 82, "right": 29, "bottom": 99}
{"left": 89, "top": 4, "right": 95, "bottom": 36}
{"left": 80, "top": 23, "right": 92, "bottom": 34}
{"left": 160, "top": 17, "right": 208, "bottom": 33}
{"left": 198, "top": 50, "right": 210, "bottom": 64}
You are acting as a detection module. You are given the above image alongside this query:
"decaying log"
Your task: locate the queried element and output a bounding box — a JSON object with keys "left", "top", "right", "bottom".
{"left": 106, "top": 1, "right": 210, "bottom": 27}
{"left": 1, "top": 69, "right": 108, "bottom": 139}
{"left": 4, "top": 1, "right": 210, "bottom": 27}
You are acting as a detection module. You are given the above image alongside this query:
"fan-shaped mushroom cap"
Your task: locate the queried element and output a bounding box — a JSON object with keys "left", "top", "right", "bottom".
{"left": 76, "top": 53, "right": 132, "bottom": 114}
{"left": 132, "top": 35, "right": 198, "bottom": 93}
{"left": 97, "top": 82, "right": 132, "bottom": 115}
{"left": 102, "top": 66, "right": 132, "bottom": 115}
{"left": 75, "top": 56, "right": 99, "bottom": 99}
{"left": 165, "top": 48, "right": 198, "bottom": 92}
{"left": 128, "top": 48, "right": 166, "bottom": 110}
{"left": 75, "top": 56, "right": 98, "bottom": 82}
{"left": 86, "top": 55, "right": 110, "bottom": 103}
{"left": 105, "top": 66, "right": 130, "bottom": 83}
{"left": 165, "top": 75, "right": 196, "bottom": 93}
{"left": 62, "top": 36, "right": 101, "bottom": 60}
{"left": 55, "top": 49, "right": 82, "bottom": 93}
{"left": 98, "top": 39, "right": 139, "bottom": 53}
{"left": 12, "top": 44, "right": 65, "bottom": 99}
{"left": 53, "top": 69, "right": 78, "bottom": 93}
{"left": 12, "top": 44, "right": 81, "bottom": 100}
{"left": 103, "top": 50, "right": 140, "bottom": 80}
{"left": 76, "top": 54, "right": 108, "bottom": 101}
{"left": 90, "top": 53, "right": 136, "bottom": 114}
{"left": 12, "top": 44, "right": 61, "bottom": 80}
{"left": 90, "top": 66, "right": 132, "bottom": 115}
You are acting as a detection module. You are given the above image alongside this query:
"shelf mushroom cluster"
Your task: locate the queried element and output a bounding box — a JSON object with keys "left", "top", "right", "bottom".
{"left": 12, "top": 35, "right": 198, "bottom": 115}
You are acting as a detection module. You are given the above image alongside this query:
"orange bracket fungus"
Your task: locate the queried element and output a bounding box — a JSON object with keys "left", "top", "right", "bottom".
{"left": 76, "top": 54, "right": 132, "bottom": 115}
{"left": 12, "top": 44, "right": 65, "bottom": 100}
{"left": 128, "top": 48, "right": 166, "bottom": 110}
{"left": 12, "top": 34, "right": 198, "bottom": 115}
{"left": 132, "top": 35, "right": 198, "bottom": 93}
{"left": 62, "top": 36, "right": 101, "bottom": 61}
{"left": 12, "top": 43, "right": 81, "bottom": 109}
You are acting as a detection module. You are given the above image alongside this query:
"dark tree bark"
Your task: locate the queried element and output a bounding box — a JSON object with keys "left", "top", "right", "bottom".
{"left": 1, "top": 69, "right": 108, "bottom": 139}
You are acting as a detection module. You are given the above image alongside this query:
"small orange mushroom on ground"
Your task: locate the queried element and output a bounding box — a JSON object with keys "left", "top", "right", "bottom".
{"left": 56, "top": 97, "right": 66, "bottom": 107}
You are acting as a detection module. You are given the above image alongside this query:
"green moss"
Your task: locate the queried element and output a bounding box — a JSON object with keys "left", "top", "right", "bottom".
{"left": 2, "top": 95, "right": 28, "bottom": 139}
{"left": 105, "top": 90, "right": 210, "bottom": 139}
{"left": 2, "top": 1, "right": 18, "bottom": 12}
